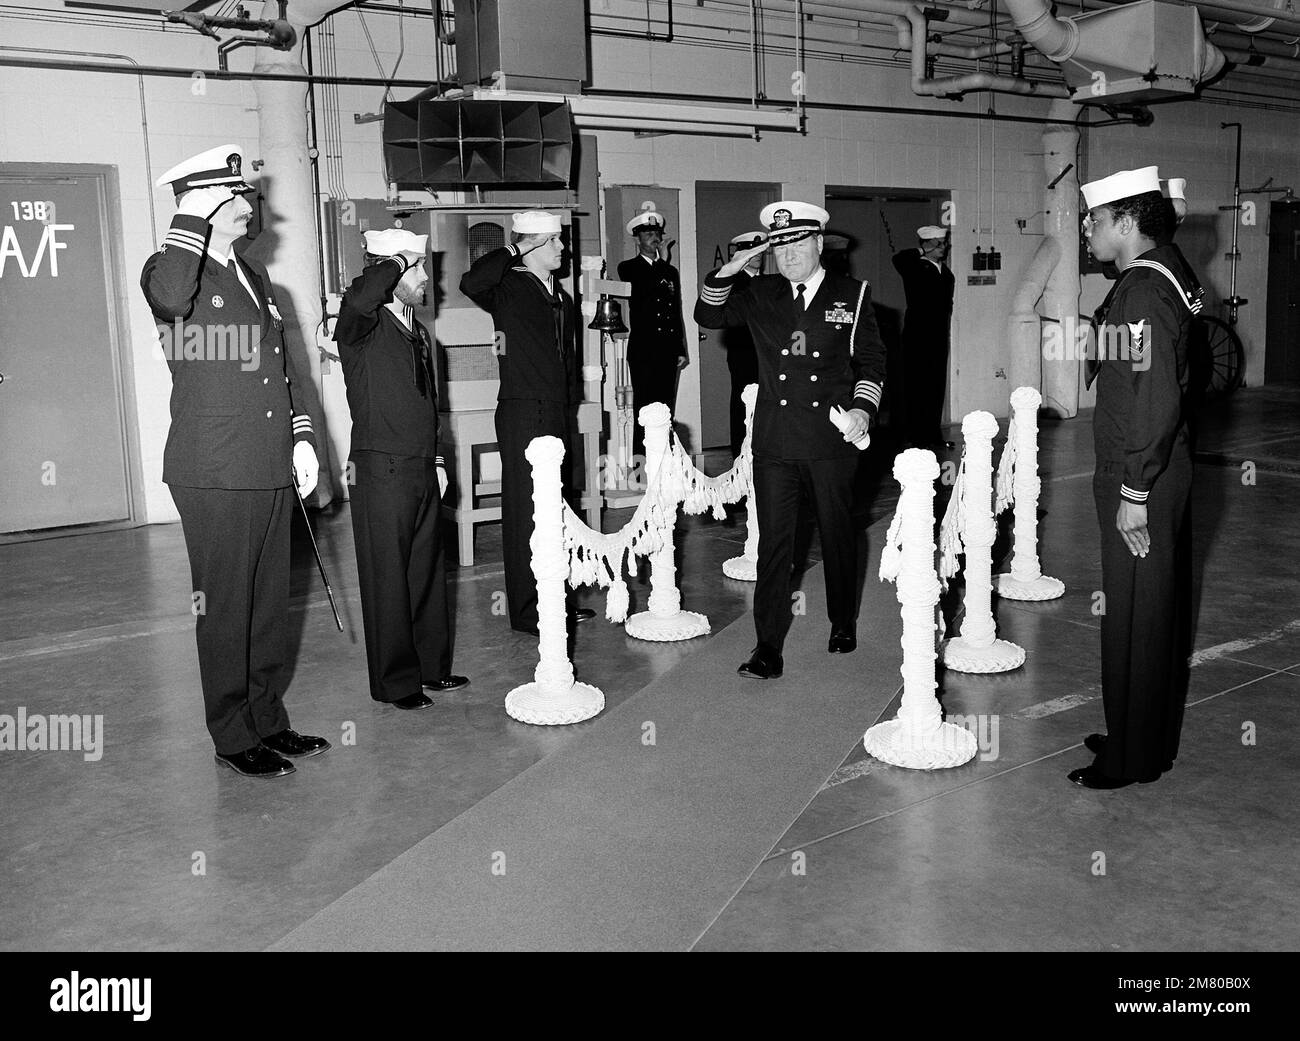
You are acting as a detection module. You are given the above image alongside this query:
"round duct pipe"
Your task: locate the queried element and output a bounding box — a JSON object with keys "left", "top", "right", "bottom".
{"left": 245, "top": 0, "right": 350, "bottom": 504}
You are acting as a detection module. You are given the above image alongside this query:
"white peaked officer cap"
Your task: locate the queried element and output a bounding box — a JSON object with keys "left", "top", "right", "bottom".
{"left": 364, "top": 228, "right": 428, "bottom": 259}
{"left": 730, "top": 230, "right": 769, "bottom": 249}
{"left": 1080, "top": 166, "right": 1161, "bottom": 210}
{"left": 917, "top": 225, "right": 948, "bottom": 240}
{"left": 156, "top": 144, "right": 254, "bottom": 197}
{"left": 627, "top": 205, "right": 666, "bottom": 235}
{"left": 512, "top": 210, "right": 561, "bottom": 235}
{"left": 760, "top": 200, "right": 830, "bottom": 246}
{"left": 1162, "top": 178, "right": 1187, "bottom": 201}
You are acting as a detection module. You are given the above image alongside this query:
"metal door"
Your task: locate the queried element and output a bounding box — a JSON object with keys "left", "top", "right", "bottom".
{"left": 0, "top": 167, "right": 134, "bottom": 533}
{"left": 693, "top": 181, "right": 780, "bottom": 450}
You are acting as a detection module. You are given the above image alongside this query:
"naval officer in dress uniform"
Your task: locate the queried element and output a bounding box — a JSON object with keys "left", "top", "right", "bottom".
{"left": 695, "top": 201, "right": 887, "bottom": 679}
{"left": 1073, "top": 165, "right": 1200, "bottom": 789}
{"left": 460, "top": 211, "right": 595, "bottom": 636}
{"left": 335, "top": 229, "right": 468, "bottom": 711}
{"left": 892, "top": 225, "right": 956, "bottom": 450}
{"left": 618, "top": 205, "right": 689, "bottom": 458}
{"left": 141, "top": 145, "right": 329, "bottom": 778}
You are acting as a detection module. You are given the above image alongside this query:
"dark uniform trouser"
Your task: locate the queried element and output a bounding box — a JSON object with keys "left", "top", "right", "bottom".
{"left": 753, "top": 455, "right": 859, "bottom": 653}
{"left": 170, "top": 484, "right": 293, "bottom": 755}
{"left": 726, "top": 345, "right": 758, "bottom": 457}
{"left": 629, "top": 345, "right": 678, "bottom": 458}
{"left": 902, "top": 331, "right": 949, "bottom": 446}
{"left": 496, "top": 399, "right": 571, "bottom": 632}
{"left": 349, "top": 451, "right": 451, "bottom": 702}
{"left": 1093, "top": 451, "right": 1193, "bottom": 780}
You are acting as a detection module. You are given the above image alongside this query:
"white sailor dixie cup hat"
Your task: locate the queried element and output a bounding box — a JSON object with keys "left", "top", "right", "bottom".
{"left": 511, "top": 210, "right": 561, "bottom": 235}
{"left": 917, "top": 225, "right": 948, "bottom": 240}
{"left": 760, "top": 200, "right": 829, "bottom": 245}
{"left": 1162, "top": 177, "right": 1187, "bottom": 202}
{"left": 364, "top": 228, "right": 428, "bottom": 259}
{"left": 1080, "top": 165, "right": 1161, "bottom": 210}
{"left": 730, "top": 230, "right": 768, "bottom": 250}
{"left": 156, "top": 144, "right": 254, "bottom": 197}
{"left": 627, "top": 203, "right": 666, "bottom": 235}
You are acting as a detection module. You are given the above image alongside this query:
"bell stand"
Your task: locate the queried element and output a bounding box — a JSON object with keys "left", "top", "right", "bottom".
{"left": 580, "top": 264, "right": 641, "bottom": 509}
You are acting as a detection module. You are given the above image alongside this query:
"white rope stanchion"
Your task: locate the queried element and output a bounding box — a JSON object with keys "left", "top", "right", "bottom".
{"left": 722, "top": 383, "right": 759, "bottom": 582}
{"left": 505, "top": 436, "right": 605, "bottom": 726}
{"left": 864, "top": 449, "right": 977, "bottom": 770}
{"left": 625, "top": 403, "right": 711, "bottom": 642}
{"left": 994, "top": 386, "right": 1065, "bottom": 601}
{"left": 939, "top": 411, "right": 1026, "bottom": 673}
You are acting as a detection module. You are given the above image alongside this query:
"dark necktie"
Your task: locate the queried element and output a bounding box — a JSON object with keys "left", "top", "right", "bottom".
{"left": 793, "top": 282, "right": 806, "bottom": 326}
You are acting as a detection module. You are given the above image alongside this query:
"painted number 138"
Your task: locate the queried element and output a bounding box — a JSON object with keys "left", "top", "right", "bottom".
{"left": 11, "top": 201, "right": 52, "bottom": 221}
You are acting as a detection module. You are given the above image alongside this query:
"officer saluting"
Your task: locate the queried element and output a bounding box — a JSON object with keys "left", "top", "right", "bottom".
{"left": 335, "top": 229, "right": 468, "bottom": 711}
{"left": 459, "top": 211, "right": 594, "bottom": 636}
{"left": 618, "top": 204, "right": 689, "bottom": 456}
{"left": 1073, "top": 165, "right": 1200, "bottom": 789}
{"left": 892, "top": 225, "right": 956, "bottom": 449}
{"left": 695, "top": 201, "right": 887, "bottom": 679}
{"left": 720, "top": 230, "right": 767, "bottom": 456}
{"left": 141, "top": 145, "right": 329, "bottom": 778}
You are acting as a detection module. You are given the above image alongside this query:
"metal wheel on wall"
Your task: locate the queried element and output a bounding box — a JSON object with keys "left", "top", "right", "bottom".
{"left": 1193, "top": 316, "right": 1246, "bottom": 398}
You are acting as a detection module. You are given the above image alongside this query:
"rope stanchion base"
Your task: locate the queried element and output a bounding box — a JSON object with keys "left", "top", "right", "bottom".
{"left": 940, "top": 636, "right": 1026, "bottom": 674}
{"left": 721, "top": 555, "right": 757, "bottom": 582}
{"left": 505, "top": 680, "right": 605, "bottom": 726}
{"left": 624, "top": 610, "right": 711, "bottom": 642}
{"left": 863, "top": 719, "right": 978, "bottom": 769}
{"left": 994, "top": 573, "right": 1066, "bottom": 601}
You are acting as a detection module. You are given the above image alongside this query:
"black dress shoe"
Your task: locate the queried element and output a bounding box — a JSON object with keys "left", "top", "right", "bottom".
{"left": 1083, "top": 733, "right": 1172, "bottom": 772}
{"left": 391, "top": 692, "right": 434, "bottom": 710}
{"left": 828, "top": 627, "right": 857, "bottom": 653}
{"left": 738, "top": 645, "right": 783, "bottom": 679}
{"left": 1068, "top": 765, "right": 1160, "bottom": 789}
{"left": 214, "top": 745, "right": 295, "bottom": 778}
{"left": 571, "top": 608, "right": 596, "bottom": 624}
{"left": 423, "top": 675, "right": 469, "bottom": 692}
{"left": 261, "top": 728, "right": 331, "bottom": 758}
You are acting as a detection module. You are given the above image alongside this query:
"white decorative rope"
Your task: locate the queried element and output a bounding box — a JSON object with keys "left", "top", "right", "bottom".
{"left": 994, "top": 386, "right": 1065, "bottom": 602}
{"left": 504, "top": 437, "right": 604, "bottom": 726}
{"left": 625, "top": 404, "right": 710, "bottom": 641}
{"left": 938, "top": 445, "right": 967, "bottom": 584}
{"left": 722, "top": 384, "right": 759, "bottom": 581}
{"left": 940, "top": 412, "right": 1026, "bottom": 674}
{"left": 865, "top": 449, "right": 977, "bottom": 770}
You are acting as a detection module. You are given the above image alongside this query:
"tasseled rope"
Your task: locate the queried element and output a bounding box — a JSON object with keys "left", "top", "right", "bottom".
{"left": 937, "top": 446, "right": 967, "bottom": 587}
{"left": 878, "top": 511, "right": 904, "bottom": 584}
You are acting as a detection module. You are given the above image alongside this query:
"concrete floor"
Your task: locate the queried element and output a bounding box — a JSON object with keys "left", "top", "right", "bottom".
{"left": 1, "top": 387, "right": 1298, "bottom": 951}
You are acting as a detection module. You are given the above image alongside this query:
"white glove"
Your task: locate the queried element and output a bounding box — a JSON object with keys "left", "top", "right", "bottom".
{"left": 437, "top": 466, "right": 448, "bottom": 499}
{"left": 293, "top": 441, "right": 319, "bottom": 497}
{"left": 176, "top": 186, "right": 235, "bottom": 222}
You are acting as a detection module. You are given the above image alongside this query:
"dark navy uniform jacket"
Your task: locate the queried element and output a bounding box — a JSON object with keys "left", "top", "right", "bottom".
{"left": 459, "top": 246, "right": 578, "bottom": 405}
{"left": 335, "top": 259, "right": 444, "bottom": 463}
{"left": 140, "top": 213, "right": 316, "bottom": 489}
{"left": 616, "top": 255, "right": 687, "bottom": 363}
{"left": 1090, "top": 243, "right": 1203, "bottom": 506}
{"left": 891, "top": 248, "right": 955, "bottom": 344}
{"left": 695, "top": 267, "right": 887, "bottom": 460}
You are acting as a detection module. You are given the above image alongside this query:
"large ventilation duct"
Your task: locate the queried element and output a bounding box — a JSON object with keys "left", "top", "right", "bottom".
{"left": 1007, "top": 98, "right": 1081, "bottom": 415}
{"left": 1007, "top": 0, "right": 1226, "bottom": 103}
{"left": 244, "top": 0, "right": 348, "bottom": 504}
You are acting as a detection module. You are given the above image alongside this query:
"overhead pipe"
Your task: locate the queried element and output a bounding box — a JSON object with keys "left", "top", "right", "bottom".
{"left": 243, "top": 0, "right": 348, "bottom": 505}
